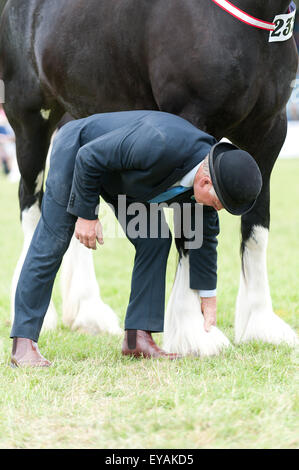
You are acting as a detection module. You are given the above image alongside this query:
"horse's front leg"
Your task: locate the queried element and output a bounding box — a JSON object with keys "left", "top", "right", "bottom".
{"left": 163, "top": 254, "right": 231, "bottom": 356}
{"left": 161, "top": 108, "right": 231, "bottom": 356}
{"left": 232, "top": 114, "right": 298, "bottom": 346}
{"left": 163, "top": 203, "right": 231, "bottom": 357}
{"left": 236, "top": 198, "right": 298, "bottom": 345}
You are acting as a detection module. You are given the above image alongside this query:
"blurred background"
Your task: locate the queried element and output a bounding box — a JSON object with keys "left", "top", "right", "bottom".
{"left": 282, "top": 11, "right": 299, "bottom": 158}
{"left": 0, "top": 104, "right": 19, "bottom": 182}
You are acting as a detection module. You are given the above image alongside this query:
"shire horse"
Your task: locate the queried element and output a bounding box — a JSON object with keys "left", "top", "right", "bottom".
{"left": 0, "top": 0, "right": 298, "bottom": 354}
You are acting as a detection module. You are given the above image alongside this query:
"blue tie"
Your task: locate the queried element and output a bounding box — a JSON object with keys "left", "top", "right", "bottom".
{"left": 148, "top": 185, "right": 192, "bottom": 203}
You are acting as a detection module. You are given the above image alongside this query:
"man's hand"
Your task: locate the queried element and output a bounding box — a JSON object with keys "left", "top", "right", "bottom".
{"left": 201, "top": 296, "right": 217, "bottom": 332}
{"left": 75, "top": 218, "right": 104, "bottom": 250}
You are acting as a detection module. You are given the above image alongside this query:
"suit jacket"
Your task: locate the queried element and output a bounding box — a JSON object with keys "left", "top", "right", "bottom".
{"left": 52, "top": 110, "right": 219, "bottom": 291}
{"left": 65, "top": 111, "right": 217, "bottom": 219}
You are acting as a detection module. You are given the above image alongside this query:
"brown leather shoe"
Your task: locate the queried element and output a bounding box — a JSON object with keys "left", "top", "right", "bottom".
{"left": 122, "top": 330, "right": 180, "bottom": 359}
{"left": 11, "top": 337, "right": 51, "bottom": 368}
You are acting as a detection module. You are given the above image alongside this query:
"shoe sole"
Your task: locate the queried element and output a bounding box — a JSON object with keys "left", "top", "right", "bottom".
{"left": 10, "top": 358, "right": 51, "bottom": 368}
{"left": 122, "top": 351, "right": 181, "bottom": 359}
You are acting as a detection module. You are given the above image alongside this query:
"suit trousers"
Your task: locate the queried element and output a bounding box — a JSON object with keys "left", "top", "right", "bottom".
{"left": 10, "top": 163, "right": 172, "bottom": 343}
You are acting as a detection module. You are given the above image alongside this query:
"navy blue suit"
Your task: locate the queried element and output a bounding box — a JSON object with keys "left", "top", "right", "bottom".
{"left": 11, "top": 111, "right": 219, "bottom": 342}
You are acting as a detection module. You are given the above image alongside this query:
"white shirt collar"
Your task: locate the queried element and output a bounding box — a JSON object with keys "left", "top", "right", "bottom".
{"left": 172, "top": 160, "right": 204, "bottom": 188}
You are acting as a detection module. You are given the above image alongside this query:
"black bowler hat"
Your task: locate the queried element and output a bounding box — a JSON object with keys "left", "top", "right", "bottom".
{"left": 208, "top": 142, "right": 262, "bottom": 216}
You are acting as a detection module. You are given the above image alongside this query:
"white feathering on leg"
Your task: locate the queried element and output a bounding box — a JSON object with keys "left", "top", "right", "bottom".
{"left": 235, "top": 225, "right": 298, "bottom": 346}
{"left": 60, "top": 236, "right": 122, "bottom": 335}
{"left": 163, "top": 254, "right": 231, "bottom": 356}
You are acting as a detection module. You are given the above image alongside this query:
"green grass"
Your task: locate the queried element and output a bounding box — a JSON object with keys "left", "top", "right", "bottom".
{"left": 0, "top": 159, "right": 298, "bottom": 449}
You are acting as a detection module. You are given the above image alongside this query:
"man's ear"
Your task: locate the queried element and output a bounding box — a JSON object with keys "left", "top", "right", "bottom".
{"left": 198, "top": 175, "right": 212, "bottom": 189}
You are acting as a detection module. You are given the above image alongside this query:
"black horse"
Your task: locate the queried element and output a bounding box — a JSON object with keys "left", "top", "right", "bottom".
{"left": 0, "top": 0, "right": 298, "bottom": 353}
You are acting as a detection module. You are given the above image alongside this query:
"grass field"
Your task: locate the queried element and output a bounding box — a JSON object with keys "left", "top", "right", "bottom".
{"left": 0, "top": 159, "right": 298, "bottom": 449}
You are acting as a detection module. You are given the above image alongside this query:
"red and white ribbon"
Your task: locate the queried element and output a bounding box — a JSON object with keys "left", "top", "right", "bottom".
{"left": 212, "top": 0, "right": 275, "bottom": 31}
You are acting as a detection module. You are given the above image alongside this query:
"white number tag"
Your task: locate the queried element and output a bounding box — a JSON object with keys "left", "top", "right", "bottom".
{"left": 269, "top": 7, "right": 296, "bottom": 43}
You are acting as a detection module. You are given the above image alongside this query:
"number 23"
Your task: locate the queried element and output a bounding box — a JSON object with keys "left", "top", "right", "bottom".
{"left": 271, "top": 17, "right": 294, "bottom": 38}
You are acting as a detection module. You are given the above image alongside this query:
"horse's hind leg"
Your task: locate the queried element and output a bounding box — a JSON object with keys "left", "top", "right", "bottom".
{"left": 5, "top": 101, "right": 63, "bottom": 332}
{"left": 60, "top": 235, "right": 122, "bottom": 335}
{"left": 231, "top": 113, "right": 298, "bottom": 346}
